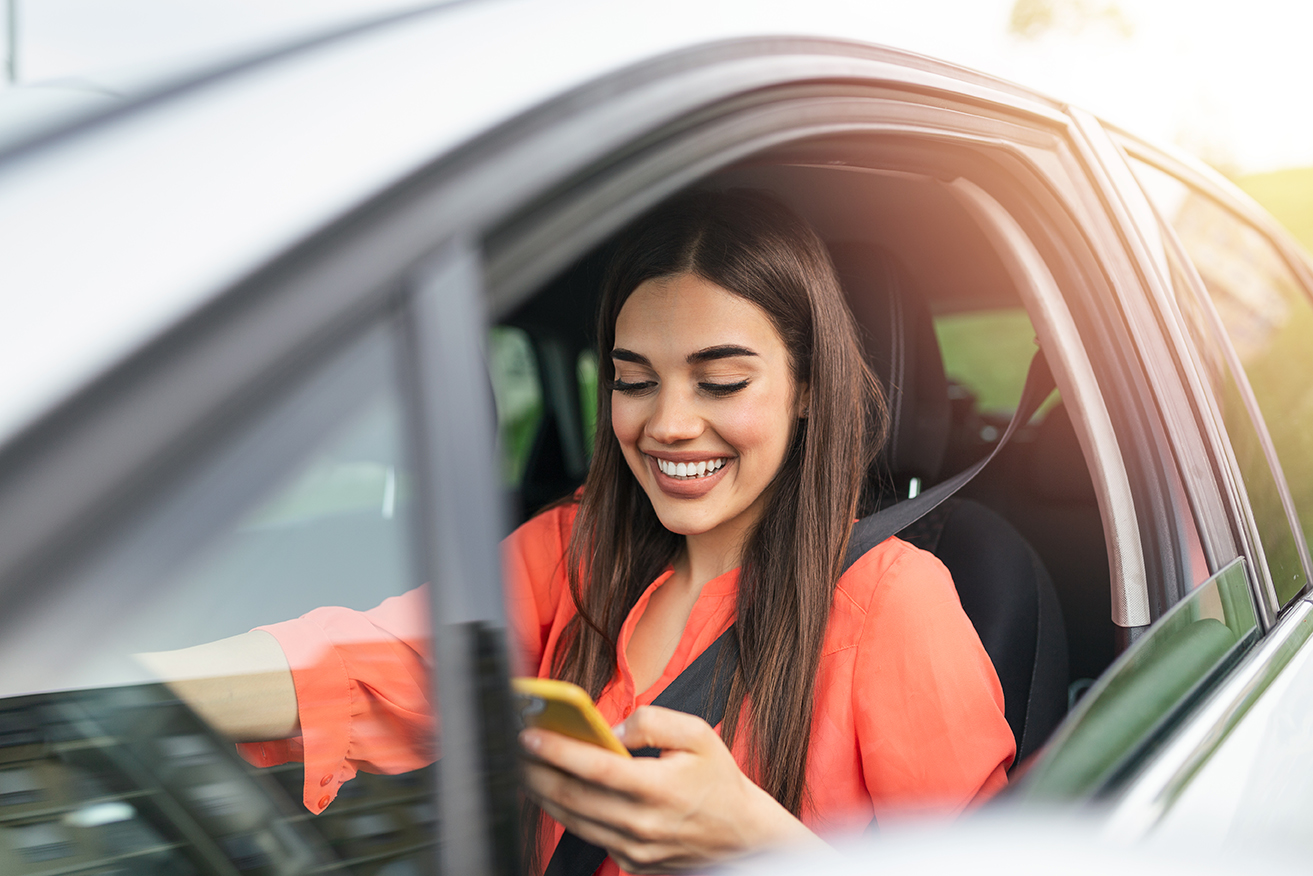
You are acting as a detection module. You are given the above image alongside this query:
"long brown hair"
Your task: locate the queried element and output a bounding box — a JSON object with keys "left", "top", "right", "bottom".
{"left": 554, "top": 188, "right": 885, "bottom": 815}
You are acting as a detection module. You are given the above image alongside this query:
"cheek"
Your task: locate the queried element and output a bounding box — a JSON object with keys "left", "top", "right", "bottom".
{"left": 610, "top": 396, "right": 643, "bottom": 448}
{"left": 719, "top": 398, "right": 794, "bottom": 460}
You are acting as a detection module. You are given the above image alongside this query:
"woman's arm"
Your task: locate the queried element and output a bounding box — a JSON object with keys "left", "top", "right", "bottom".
{"left": 520, "top": 705, "right": 832, "bottom": 874}
{"left": 136, "top": 630, "right": 299, "bottom": 741}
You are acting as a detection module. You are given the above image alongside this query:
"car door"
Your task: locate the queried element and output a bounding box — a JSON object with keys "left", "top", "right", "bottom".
{"left": 478, "top": 37, "right": 1242, "bottom": 801}
{"left": 1109, "top": 136, "right": 1313, "bottom": 841}
{"left": 1018, "top": 123, "right": 1313, "bottom": 836}
{"left": 0, "top": 210, "right": 516, "bottom": 873}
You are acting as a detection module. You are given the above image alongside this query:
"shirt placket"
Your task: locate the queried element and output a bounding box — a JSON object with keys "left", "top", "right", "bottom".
{"left": 606, "top": 569, "right": 673, "bottom": 721}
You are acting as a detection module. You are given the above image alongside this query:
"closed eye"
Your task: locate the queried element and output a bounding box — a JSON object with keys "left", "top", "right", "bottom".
{"left": 612, "top": 379, "right": 656, "bottom": 395}
{"left": 700, "top": 379, "right": 749, "bottom": 397}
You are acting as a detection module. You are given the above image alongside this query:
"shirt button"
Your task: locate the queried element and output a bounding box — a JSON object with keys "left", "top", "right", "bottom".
{"left": 318, "top": 795, "right": 331, "bottom": 809}
{"left": 320, "top": 774, "right": 333, "bottom": 787}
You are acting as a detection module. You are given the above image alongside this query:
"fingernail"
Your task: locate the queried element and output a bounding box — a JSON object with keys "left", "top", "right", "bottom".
{"left": 611, "top": 722, "right": 626, "bottom": 742}
{"left": 520, "top": 730, "right": 541, "bottom": 752}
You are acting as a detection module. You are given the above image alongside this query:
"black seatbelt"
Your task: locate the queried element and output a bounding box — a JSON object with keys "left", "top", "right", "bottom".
{"left": 843, "top": 350, "right": 1054, "bottom": 572}
{"left": 545, "top": 351, "right": 1053, "bottom": 876}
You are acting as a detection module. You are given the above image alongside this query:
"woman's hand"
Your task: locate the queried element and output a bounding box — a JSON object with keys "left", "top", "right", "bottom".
{"left": 520, "top": 705, "right": 828, "bottom": 874}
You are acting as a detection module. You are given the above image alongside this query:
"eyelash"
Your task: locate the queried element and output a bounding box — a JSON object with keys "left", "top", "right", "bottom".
{"left": 700, "top": 379, "right": 749, "bottom": 397}
{"left": 611, "top": 379, "right": 655, "bottom": 395}
{"left": 610, "top": 379, "right": 749, "bottom": 397}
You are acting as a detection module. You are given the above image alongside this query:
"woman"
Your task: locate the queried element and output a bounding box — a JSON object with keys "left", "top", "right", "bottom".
{"left": 145, "top": 189, "right": 1013, "bottom": 874}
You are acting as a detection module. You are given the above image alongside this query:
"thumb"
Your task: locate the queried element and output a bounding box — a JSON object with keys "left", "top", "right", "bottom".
{"left": 615, "top": 705, "right": 718, "bottom": 754}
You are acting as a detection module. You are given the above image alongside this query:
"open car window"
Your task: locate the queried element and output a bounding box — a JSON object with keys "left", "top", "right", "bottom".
{"left": 0, "top": 324, "right": 438, "bottom": 874}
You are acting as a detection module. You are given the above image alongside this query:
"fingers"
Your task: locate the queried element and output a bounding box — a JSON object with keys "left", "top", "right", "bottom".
{"left": 521, "top": 727, "right": 646, "bottom": 794}
{"left": 519, "top": 715, "right": 766, "bottom": 874}
{"left": 522, "top": 757, "right": 684, "bottom": 871}
{"left": 526, "top": 776, "right": 698, "bottom": 876}
{"left": 521, "top": 754, "right": 644, "bottom": 828}
{"left": 615, "top": 705, "right": 719, "bottom": 754}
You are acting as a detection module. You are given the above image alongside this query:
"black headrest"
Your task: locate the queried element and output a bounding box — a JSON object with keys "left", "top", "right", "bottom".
{"left": 828, "top": 242, "right": 951, "bottom": 487}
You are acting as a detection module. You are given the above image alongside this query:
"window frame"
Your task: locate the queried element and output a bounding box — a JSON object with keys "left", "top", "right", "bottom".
{"left": 1074, "top": 120, "right": 1281, "bottom": 630}
{"left": 481, "top": 86, "right": 1193, "bottom": 644}
{"left": 1119, "top": 139, "right": 1313, "bottom": 616}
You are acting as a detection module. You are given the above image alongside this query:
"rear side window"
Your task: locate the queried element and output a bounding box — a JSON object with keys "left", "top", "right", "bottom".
{"left": 489, "top": 326, "right": 544, "bottom": 487}
{"left": 934, "top": 307, "right": 1038, "bottom": 415}
{"left": 1135, "top": 160, "right": 1313, "bottom": 606}
{"left": 577, "top": 349, "right": 599, "bottom": 453}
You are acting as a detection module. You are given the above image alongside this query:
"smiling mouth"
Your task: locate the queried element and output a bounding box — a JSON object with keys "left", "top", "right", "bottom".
{"left": 652, "top": 457, "right": 727, "bottom": 480}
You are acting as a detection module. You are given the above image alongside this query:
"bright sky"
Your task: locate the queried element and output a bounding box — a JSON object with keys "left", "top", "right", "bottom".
{"left": 2, "top": 0, "right": 1310, "bottom": 174}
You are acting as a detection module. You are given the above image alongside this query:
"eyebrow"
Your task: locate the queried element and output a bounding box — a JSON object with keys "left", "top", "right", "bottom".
{"left": 688, "top": 345, "right": 758, "bottom": 364}
{"left": 611, "top": 345, "right": 758, "bottom": 366}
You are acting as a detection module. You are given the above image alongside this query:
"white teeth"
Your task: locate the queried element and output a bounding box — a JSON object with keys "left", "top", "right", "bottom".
{"left": 655, "top": 457, "right": 726, "bottom": 479}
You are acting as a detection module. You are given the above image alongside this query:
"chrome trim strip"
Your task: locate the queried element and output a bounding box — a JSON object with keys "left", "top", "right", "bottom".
{"left": 948, "top": 177, "right": 1151, "bottom": 627}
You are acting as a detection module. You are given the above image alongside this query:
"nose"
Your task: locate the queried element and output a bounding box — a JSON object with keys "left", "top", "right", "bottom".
{"left": 645, "top": 385, "right": 703, "bottom": 445}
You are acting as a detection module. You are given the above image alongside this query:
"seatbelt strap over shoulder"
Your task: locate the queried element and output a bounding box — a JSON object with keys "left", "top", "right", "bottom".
{"left": 842, "top": 349, "right": 1054, "bottom": 574}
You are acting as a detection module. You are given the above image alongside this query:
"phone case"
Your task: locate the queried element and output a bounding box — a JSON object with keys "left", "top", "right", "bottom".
{"left": 512, "top": 677, "right": 631, "bottom": 757}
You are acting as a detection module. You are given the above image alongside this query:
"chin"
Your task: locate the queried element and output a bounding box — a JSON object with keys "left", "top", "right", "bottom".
{"left": 649, "top": 504, "right": 717, "bottom": 537}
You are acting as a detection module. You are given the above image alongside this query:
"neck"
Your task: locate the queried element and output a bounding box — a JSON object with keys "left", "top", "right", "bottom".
{"left": 674, "top": 501, "right": 762, "bottom": 591}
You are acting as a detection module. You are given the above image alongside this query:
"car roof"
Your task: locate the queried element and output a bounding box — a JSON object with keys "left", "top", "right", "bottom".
{"left": 0, "top": 0, "right": 1065, "bottom": 453}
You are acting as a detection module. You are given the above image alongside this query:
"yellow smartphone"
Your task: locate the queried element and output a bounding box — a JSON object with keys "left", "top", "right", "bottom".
{"left": 511, "top": 677, "right": 631, "bottom": 757}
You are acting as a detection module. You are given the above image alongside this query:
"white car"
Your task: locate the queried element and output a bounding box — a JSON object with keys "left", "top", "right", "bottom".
{"left": 1, "top": 2, "right": 1312, "bottom": 872}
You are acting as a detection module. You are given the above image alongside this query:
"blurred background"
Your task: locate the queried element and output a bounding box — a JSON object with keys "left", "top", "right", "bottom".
{"left": 2, "top": 0, "right": 1310, "bottom": 254}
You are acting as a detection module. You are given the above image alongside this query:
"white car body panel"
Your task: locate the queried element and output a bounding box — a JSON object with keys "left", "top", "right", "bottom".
{"left": 0, "top": 0, "right": 1057, "bottom": 452}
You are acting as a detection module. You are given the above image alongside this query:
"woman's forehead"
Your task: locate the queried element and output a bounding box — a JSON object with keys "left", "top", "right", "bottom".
{"left": 614, "top": 274, "right": 784, "bottom": 358}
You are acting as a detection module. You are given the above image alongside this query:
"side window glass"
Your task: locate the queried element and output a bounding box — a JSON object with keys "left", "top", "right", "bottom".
{"left": 935, "top": 306, "right": 1038, "bottom": 417}
{"left": 1134, "top": 159, "right": 1312, "bottom": 605}
{"left": 934, "top": 306, "right": 1057, "bottom": 477}
{"left": 0, "top": 326, "right": 438, "bottom": 873}
{"left": 488, "top": 326, "right": 544, "bottom": 487}
{"left": 1024, "top": 557, "right": 1257, "bottom": 798}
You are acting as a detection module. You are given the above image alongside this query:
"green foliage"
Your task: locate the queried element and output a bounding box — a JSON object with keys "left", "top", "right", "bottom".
{"left": 488, "top": 327, "right": 544, "bottom": 485}
{"left": 577, "top": 351, "right": 598, "bottom": 455}
{"left": 1008, "top": 0, "right": 1133, "bottom": 40}
{"left": 934, "top": 308, "right": 1038, "bottom": 413}
{"left": 1237, "top": 166, "right": 1313, "bottom": 259}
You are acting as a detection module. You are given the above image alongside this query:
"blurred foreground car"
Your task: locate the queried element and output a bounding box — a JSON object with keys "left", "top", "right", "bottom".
{"left": 2, "top": 1, "right": 1313, "bottom": 873}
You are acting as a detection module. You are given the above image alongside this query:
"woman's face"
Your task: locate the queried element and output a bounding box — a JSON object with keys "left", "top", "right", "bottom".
{"left": 611, "top": 272, "right": 807, "bottom": 544}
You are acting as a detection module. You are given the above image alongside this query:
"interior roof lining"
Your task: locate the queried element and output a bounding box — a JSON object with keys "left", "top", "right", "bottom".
{"left": 705, "top": 161, "right": 1024, "bottom": 316}
{"left": 499, "top": 149, "right": 1034, "bottom": 340}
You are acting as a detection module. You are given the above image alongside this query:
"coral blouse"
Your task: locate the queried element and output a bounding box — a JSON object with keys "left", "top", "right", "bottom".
{"left": 240, "top": 502, "right": 1014, "bottom": 861}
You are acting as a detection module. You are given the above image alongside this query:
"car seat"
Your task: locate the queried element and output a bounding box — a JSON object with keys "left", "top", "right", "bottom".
{"left": 829, "top": 241, "right": 1069, "bottom": 766}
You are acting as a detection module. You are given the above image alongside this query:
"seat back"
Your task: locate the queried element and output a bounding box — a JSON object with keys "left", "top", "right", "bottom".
{"left": 829, "top": 241, "right": 1069, "bottom": 765}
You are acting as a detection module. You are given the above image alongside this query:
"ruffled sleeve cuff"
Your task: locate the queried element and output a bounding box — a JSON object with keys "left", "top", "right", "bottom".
{"left": 239, "top": 614, "right": 355, "bottom": 814}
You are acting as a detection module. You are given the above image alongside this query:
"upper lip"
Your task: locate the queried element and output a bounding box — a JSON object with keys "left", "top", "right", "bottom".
{"left": 642, "top": 450, "right": 732, "bottom": 463}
